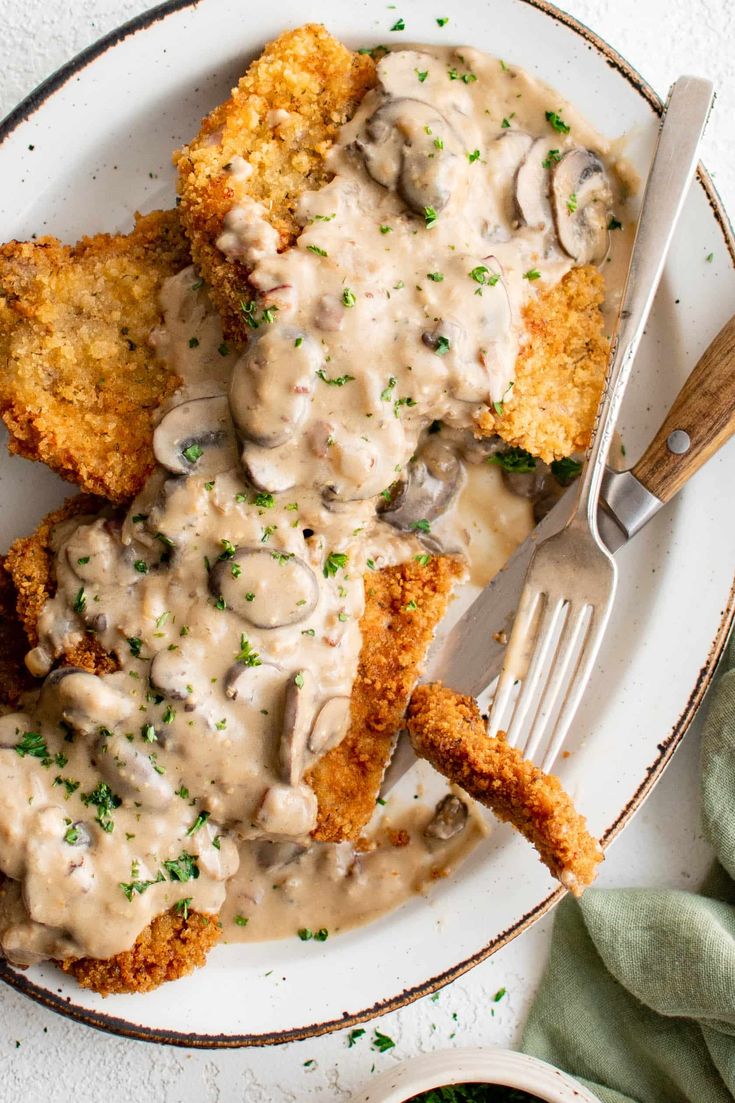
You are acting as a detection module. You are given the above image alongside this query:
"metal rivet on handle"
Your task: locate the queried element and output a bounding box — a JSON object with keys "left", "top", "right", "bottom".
{"left": 667, "top": 429, "right": 691, "bottom": 455}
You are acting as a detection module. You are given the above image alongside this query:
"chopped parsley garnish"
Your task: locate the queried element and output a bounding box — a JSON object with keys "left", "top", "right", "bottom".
{"left": 314, "top": 928, "right": 329, "bottom": 941}
{"left": 542, "top": 148, "right": 562, "bottom": 168}
{"left": 366, "top": 559, "right": 376, "bottom": 570}
{"left": 191, "top": 278, "right": 203, "bottom": 291}
{"left": 186, "top": 811, "right": 211, "bottom": 836}
{"left": 489, "top": 447, "right": 536, "bottom": 474}
{"left": 72, "top": 588, "right": 86, "bottom": 615}
{"left": 307, "top": 244, "right": 328, "bottom": 257}
{"left": 162, "top": 851, "right": 200, "bottom": 883}
{"left": 468, "top": 149, "right": 481, "bottom": 163}
{"left": 63, "top": 824, "right": 80, "bottom": 845}
{"left": 493, "top": 986, "right": 507, "bottom": 1002}
{"left": 393, "top": 395, "right": 417, "bottom": 417}
{"left": 188, "top": 337, "right": 199, "bottom": 349}
{"left": 219, "top": 538, "right": 238, "bottom": 559}
{"left": 15, "top": 731, "right": 49, "bottom": 760}
{"left": 182, "top": 442, "right": 204, "bottom": 464}
{"left": 545, "top": 109, "right": 570, "bottom": 134}
{"left": 424, "top": 206, "right": 438, "bottom": 228}
{"left": 77, "top": 556, "right": 90, "bottom": 565}
{"left": 261, "top": 306, "right": 278, "bottom": 324}
{"left": 54, "top": 776, "right": 80, "bottom": 798}
{"left": 271, "top": 551, "right": 295, "bottom": 565}
{"left": 316, "top": 369, "right": 355, "bottom": 386}
{"left": 323, "top": 551, "right": 348, "bottom": 578}
{"left": 260, "top": 525, "right": 276, "bottom": 543}
{"left": 372, "top": 1030, "right": 396, "bottom": 1053}
{"left": 390, "top": 17, "right": 405, "bottom": 30}
{"left": 342, "top": 288, "right": 357, "bottom": 307}
{"left": 347, "top": 1028, "right": 366, "bottom": 1047}
{"left": 294, "top": 336, "right": 303, "bottom": 348}
{"left": 214, "top": 596, "right": 226, "bottom": 611}
{"left": 218, "top": 342, "right": 229, "bottom": 357}
{"left": 141, "top": 723, "right": 157, "bottom": 743}
{"left": 298, "top": 928, "right": 313, "bottom": 941}
{"left": 406, "top": 600, "right": 418, "bottom": 611}
{"left": 437, "top": 16, "right": 448, "bottom": 25}
{"left": 162, "top": 705, "right": 176, "bottom": 725}
{"left": 235, "top": 634, "right": 262, "bottom": 667}
{"left": 523, "top": 268, "right": 541, "bottom": 281}
{"left": 414, "top": 553, "right": 432, "bottom": 566}
{"left": 81, "top": 781, "right": 121, "bottom": 833}
{"left": 294, "top": 673, "right": 305, "bottom": 689}
{"left": 427, "top": 271, "right": 444, "bottom": 282}
{"left": 302, "top": 628, "right": 316, "bottom": 637}
{"left": 433, "top": 335, "right": 451, "bottom": 356}
{"left": 566, "top": 192, "right": 578, "bottom": 214}
{"left": 411, "top": 519, "right": 431, "bottom": 533}
{"left": 234, "top": 915, "right": 249, "bottom": 927}
{"left": 120, "top": 870, "right": 165, "bottom": 901}
{"left": 501, "top": 117, "right": 512, "bottom": 128}
{"left": 379, "top": 224, "right": 392, "bottom": 234}
{"left": 416, "top": 69, "right": 428, "bottom": 82}
{"left": 551, "top": 456, "right": 583, "bottom": 484}
{"left": 469, "top": 265, "right": 499, "bottom": 287}
{"left": 174, "top": 897, "right": 192, "bottom": 920}
{"left": 493, "top": 380, "right": 515, "bottom": 416}
{"left": 381, "top": 376, "right": 398, "bottom": 402}
{"left": 241, "top": 300, "right": 260, "bottom": 329}
{"left": 215, "top": 718, "right": 227, "bottom": 730}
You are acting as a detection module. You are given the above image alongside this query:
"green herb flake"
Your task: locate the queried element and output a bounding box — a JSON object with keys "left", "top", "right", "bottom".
{"left": 188, "top": 337, "right": 199, "bottom": 349}
{"left": 550, "top": 456, "right": 582, "bottom": 484}
{"left": 416, "top": 69, "right": 428, "bottom": 82}
{"left": 63, "top": 824, "right": 80, "bottom": 845}
{"left": 489, "top": 447, "right": 536, "bottom": 474}
{"left": 542, "top": 149, "right": 561, "bottom": 168}
{"left": 162, "top": 851, "right": 200, "bottom": 883}
{"left": 234, "top": 914, "right": 249, "bottom": 927}
{"left": 342, "top": 288, "right": 357, "bottom": 307}
{"left": 182, "top": 442, "right": 204, "bottom": 464}
{"left": 314, "top": 928, "right": 329, "bottom": 942}
{"left": 424, "top": 206, "right": 438, "bottom": 228}
{"left": 15, "top": 731, "right": 50, "bottom": 761}
{"left": 433, "top": 335, "right": 451, "bottom": 356}
{"left": 379, "top": 224, "right": 392, "bottom": 234}
{"left": 545, "top": 109, "right": 570, "bottom": 134}
{"left": 566, "top": 191, "right": 578, "bottom": 214}
{"left": 174, "top": 897, "right": 192, "bottom": 919}
{"left": 493, "top": 986, "right": 507, "bottom": 1002}
{"left": 298, "top": 927, "right": 313, "bottom": 941}
{"left": 235, "top": 635, "right": 262, "bottom": 667}
{"left": 72, "top": 588, "right": 86, "bottom": 615}
{"left": 186, "top": 811, "right": 211, "bottom": 836}
{"left": 323, "top": 551, "right": 349, "bottom": 578}
{"left": 411, "top": 519, "right": 431, "bottom": 533}
{"left": 468, "top": 149, "right": 481, "bottom": 163}
{"left": 372, "top": 1030, "right": 396, "bottom": 1053}
{"left": 307, "top": 244, "right": 328, "bottom": 257}
{"left": 437, "top": 16, "right": 448, "bottom": 25}
{"left": 81, "top": 781, "right": 122, "bottom": 833}
{"left": 469, "top": 265, "right": 499, "bottom": 287}
{"left": 414, "top": 553, "right": 432, "bottom": 566}
{"left": 427, "top": 271, "right": 444, "bottom": 282}
{"left": 390, "top": 17, "right": 405, "bottom": 30}
{"left": 523, "top": 268, "right": 541, "bottom": 281}
{"left": 316, "top": 369, "right": 355, "bottom": 386}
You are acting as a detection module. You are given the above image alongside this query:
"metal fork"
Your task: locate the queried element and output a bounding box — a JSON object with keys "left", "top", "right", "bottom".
{"left": 487, "top": 76, "right": 714, "bottom": 773}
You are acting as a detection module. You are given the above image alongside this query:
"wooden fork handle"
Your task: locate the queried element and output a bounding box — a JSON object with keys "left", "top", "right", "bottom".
{"left": 632, "top": 314, "right": 735, "bottom": 503}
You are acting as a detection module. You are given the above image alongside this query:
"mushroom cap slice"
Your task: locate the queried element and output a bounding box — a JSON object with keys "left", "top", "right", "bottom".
{"left": 514, "top": 137, "right": 554, "bottom": 231}
{"left": 153, "top": 394, "right": 238, "bottom": 477}
{"left": 424, "top": 794, "right": 468, "bottom": 840}
{"left": 551, "top": 148, "right": 612, "bottom": 265}
{"left": 380, "top": 436, "right": 462, "bottom": 532}
{"left": 280, "top": 670, "right": 318, "bottom": 786}
{"left": 223, "top": 659, "right": 282, "bottom": 702}
{"left": 209, "top": 548, "right": 319, "bottom": 628}
{"left": 307, "top": 696, "right": 351, "bottom": 758}
{"left": 255, "top": 782, "right": 318, "bottom": 837}
{"left": 93, "top": 733, "right": 173, "bottom": 812}
{"left": 229, "top": 330, "right": 317, "bottom": 449}
{"left": 241, "top": 442, "right": 298, "bottom": 494}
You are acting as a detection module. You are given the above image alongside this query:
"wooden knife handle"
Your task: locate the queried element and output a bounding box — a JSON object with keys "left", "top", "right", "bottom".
{"left": 632, "top": 314, "right": 735, "bottom": 502}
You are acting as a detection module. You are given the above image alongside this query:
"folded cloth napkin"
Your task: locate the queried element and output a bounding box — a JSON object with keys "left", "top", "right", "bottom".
{"left": 521, "top": 633, "right": 735, "bottom": 1103}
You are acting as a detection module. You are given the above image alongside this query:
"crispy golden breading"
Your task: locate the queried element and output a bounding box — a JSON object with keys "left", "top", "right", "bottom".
{"left": 58, "top": 908, "right": 220, "bottom": 996}
{"left": 4, "top": 495, "right": 116, "bottom": 675}
{"left": 308, "top": 556, "right": 465, "bottom": 842}
{"left": 175, "top": 25, "right": 376, "bottom": 341}
{"left": 476, "top": 266, "right": 608, "bottom": 463}
{"left": 407, "top": 683, "right": 603, "bottom": 894}
{"left": 0, "top": 557, "right": 35, "bottom": 707}
{"left": 0, "top": 209, "right": 189, "bottom": 502}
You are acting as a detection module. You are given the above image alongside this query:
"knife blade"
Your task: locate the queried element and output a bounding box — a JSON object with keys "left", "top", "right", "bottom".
{"left": 381, "top": 312, "right": 735, "bottom": 792}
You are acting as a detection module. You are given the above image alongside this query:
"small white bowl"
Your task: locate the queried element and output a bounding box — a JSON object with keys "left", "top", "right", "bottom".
{"left": 352, "top": 1047, "right": 602, "bottom": 1103}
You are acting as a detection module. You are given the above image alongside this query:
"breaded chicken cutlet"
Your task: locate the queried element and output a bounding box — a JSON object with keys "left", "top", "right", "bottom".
{"left": 0, "top": 209, "right": 189, "bottom": 502}
{"left": 175, "top": 24, "right": 377, "bottom": 342}
{"left": 407, "top": 684, "right": 602, "bottom": 894}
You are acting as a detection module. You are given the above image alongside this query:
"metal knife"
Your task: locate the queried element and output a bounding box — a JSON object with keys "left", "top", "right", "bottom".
{"left": 382, "top": 312, "right": 735, "bottom": 790}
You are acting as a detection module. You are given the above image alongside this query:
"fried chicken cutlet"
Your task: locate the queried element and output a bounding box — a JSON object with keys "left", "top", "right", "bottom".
{"left": 0, "top": 209, "right": 189, "bottom": 502}
{"left": 175, "top": 24, "right": 377, "bottom": 342}
{"left": 407, "top": 683, "right": 602, "bottom": 894}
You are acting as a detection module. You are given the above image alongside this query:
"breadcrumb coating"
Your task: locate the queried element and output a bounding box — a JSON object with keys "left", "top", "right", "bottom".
{"left": 58, "top": 908, "right": 220, "bottom": 996}
{"left": 476, "top": 266, "right": 609, "bottom": 462}
{"left": 4, "top": 495, "right": 116, "bottom": 675}
{"left": 308, "top": 555, "right": 465, "bottom": 842}
{"left": 407, "top": 683, "right": 602, "bottom": 894}
{"left": 0, "top": 209, "right": 189, "bottom": 502}
{"left": 175, "top": 24, "right": 376, "bottom": 341}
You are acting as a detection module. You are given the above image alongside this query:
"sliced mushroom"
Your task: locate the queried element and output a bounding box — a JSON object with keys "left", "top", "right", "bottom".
{"left": 149, "top": 649, "right": 195, "bottom": 702}
{"left": 65, "top": 520, "right": 126, "bottom": 585}
{"left": 153, "top": 395, "right": 238, "bottom": 477}
{"left": 223, "top": 660, "right": 282, "bottom": 702}
{"left": 279, "top": 670, "right": 317, "bottom": 785}
{"left": 241, "top": 442, "right": 297, "bottom": 494}
{"left": 39, "top": 669, "right": 133, "bottom": 735}
{"left": 255, "top": 782, "right": 318, "bottom": 837}
{"left": 551, "top": 148, "right": 612, "bottom": 264}
{"left": 229, "top": 330, "right": 317, "bottom": 448}
{"left": 424, "top": 794, "right": 468, "bottom": 840}
{"left": 93, "top": 734, "right": 173, "bottom": 811}
{"left": 514, "top": 137, "right": 554, "bottom": 231}
{"left": 65, "top": 821, "right": 93, "bottom": 848}
{"left": 209, "top": 548, "right": 319, "bottom": 628}
{"left": 356, "top": 98, "right": 462, "bottom": 214}
{"left": 380, "top": 436, "right": 461, "bottom": 532}
{"left": 307, "top": 696, "right": 351, "bottom": 757}
{"left": 255, "top": 840, "right": 308, "bottom": 871}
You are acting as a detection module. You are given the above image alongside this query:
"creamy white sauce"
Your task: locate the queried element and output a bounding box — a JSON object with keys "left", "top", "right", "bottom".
{"left": 0, "top": 43, "right": 631, "bottom": 964}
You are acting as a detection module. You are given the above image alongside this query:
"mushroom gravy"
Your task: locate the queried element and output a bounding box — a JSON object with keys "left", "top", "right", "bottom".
{"left": 0, "top": 43, "right": 629, "bottom": 965}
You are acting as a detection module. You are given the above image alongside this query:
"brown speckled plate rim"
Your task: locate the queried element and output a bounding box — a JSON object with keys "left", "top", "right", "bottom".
{"left": 0, "top": 0, "right": 733, "bottom": 1050}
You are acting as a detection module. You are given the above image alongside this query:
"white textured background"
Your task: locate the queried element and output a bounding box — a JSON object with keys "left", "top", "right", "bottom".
{"left": 0, "top": 2, "right": 732, "bottom": 1100}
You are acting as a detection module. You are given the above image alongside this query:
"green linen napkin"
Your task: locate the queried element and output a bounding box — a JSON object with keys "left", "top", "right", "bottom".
{"left": 521, "top": 633, "right": 735, "bottom": 1103}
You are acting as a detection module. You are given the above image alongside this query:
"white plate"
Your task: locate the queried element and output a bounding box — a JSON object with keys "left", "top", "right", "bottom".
{"left": 0, "top": 0, "right": 732, "bottom": 1048}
